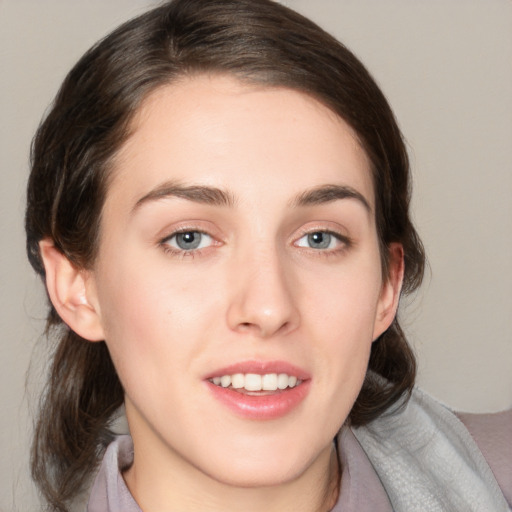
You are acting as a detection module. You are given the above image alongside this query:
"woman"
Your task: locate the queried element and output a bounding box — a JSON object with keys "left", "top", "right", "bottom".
{"left": 25, "top": 0, "right": 511, "bottom": 511}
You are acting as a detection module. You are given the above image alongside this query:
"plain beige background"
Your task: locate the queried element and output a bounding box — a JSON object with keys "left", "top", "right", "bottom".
{"left": 1, "top": 0, "right": 511, "bottom": 510}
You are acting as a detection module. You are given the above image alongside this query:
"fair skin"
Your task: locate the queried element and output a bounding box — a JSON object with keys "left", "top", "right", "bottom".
{"left": 40, "top": 75, "right": 403, "bottom": 512}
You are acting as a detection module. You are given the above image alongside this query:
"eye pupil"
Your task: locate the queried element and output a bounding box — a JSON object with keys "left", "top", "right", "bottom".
{"left": 308, "top": 232, "right": 331, "bottom": 249}
{"left": 176, "top": 231, "right": 201, "bottom": 250}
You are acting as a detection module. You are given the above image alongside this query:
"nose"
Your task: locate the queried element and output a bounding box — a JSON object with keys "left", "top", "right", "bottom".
{"left": 226, "top": 249, "right": 300, "bottom": 339}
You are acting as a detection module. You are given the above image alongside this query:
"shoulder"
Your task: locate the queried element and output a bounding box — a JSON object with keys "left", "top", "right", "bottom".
{"left": 352, "top": 388, "right": 511, "bottom": 511}
{"left": 457, "top": 409, "right": 512, "bottom": 506}
{"left": 87, "top": 435, "right": 140, "bottom": 512}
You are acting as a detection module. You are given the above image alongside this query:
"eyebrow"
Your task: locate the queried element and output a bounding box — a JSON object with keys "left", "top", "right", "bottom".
{"left": 132, "top": 181, "right": 235, "bottom": 212}
{"left": 290, "top": 184, "right": 371, "bottom": 212}
{"left": 132, "top": 181, "right": 370, "bottom": 213}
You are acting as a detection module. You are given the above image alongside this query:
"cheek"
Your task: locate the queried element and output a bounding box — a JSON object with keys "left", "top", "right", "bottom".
{"left": 300, "top": 255, "right": 382, "bottom": 381}
{"left": 94, "top": 253, "right": 220, "bottom": 381}
{"left": 303, "top": 256, "right": 382, "bottom": 337}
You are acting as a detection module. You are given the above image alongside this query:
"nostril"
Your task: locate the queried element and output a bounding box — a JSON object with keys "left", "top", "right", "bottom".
{"left": 239, "top": 322, "right": 255, "bottom": 332}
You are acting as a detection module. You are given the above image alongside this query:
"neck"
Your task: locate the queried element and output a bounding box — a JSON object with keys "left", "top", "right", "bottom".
{"left": 123, "top": 436, "right": 340, "bottom": 512}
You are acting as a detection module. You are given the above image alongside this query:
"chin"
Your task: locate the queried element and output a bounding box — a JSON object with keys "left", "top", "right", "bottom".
{"left": 197, "top": 437, "right": 332, "bottom": 490}
{"left": 206, "top": 459, "right": 308, "bottom": 489}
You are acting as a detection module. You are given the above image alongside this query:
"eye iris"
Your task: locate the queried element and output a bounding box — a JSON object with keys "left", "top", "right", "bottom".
{"left": 308, "top": 232, "right": 331, "bottom": 249}
{"left": 176, "top": 232, "right": 201, "bottom": 250}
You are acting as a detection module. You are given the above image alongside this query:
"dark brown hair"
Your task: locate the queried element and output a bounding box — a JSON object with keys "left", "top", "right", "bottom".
{"left": 26, "top": 0, "right": 424, "bottom": 510}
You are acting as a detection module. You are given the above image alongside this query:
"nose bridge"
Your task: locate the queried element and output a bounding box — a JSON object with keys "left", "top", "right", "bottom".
{"left": 226, "top": 242, "right": 299, "bottom": 338}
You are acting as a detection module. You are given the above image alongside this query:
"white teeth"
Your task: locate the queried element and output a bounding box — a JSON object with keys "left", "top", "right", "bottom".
{"left": 244, "top": 374, "right": 262, "bottom": 391}
{"left": 211, "top": 372, "right": 300, "bottom": 391}
{"left": 262, "top": 373, "right": 277, "bottom": 390}
{"left": 231, "top": 373, "right": 244, "bottom": 389}
{"left": 277, "top": 373, "right": 289, "bottom": 390}
{"left": 220, "top": 375, "right": 231, "bottom": 388}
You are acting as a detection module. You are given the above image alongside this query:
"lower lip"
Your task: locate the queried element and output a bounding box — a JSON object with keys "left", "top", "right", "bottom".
{"left": 205, "top": 380, "right": 311, "bottom": 420}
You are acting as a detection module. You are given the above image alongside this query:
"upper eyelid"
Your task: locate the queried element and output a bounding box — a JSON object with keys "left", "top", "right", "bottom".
{"left": 293, "top": 225, "right": 350, "bottom": 240}
{"left": 156, "top": 222, "right": 351, "bottom": 245}
{"left": 294, "top": 230, "right": 350, "bottom": 244}
{"left": 158, "top": 222, "right": 221, "bottom": 242}
{"left": 162, "top": 227, "right": 209, "bottom": 240}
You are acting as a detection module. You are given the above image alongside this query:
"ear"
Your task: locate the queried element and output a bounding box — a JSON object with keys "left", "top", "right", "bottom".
{"left": 372, "top": 243, "right": 404, "bottom": 341}
{"left": 39, "top": 239, "right": 105, "bottom": 342}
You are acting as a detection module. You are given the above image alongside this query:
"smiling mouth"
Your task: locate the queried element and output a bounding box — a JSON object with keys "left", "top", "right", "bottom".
{"left": 206, "top": 367, "right": 310, "bottom": 419}
{"left": 209, "top": 373, "right": 302, "bottom": 393}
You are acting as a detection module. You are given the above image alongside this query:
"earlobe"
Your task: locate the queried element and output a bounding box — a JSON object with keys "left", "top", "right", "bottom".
{"left": 39, "top": 239, "right": 105, "bottom": 342}
{"left": 373, "top": 243, "right": 404, "bottom": 340}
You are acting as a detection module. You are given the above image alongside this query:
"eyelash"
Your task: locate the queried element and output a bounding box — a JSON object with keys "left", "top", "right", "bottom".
{"left": 293, "top": 229, "right": 352, "bottom": 257}
{"left": 158, "top": 227, "right": 352, "bottom": 259}
{"left": 159, "top": 228, "right": 216, "bottom": 258}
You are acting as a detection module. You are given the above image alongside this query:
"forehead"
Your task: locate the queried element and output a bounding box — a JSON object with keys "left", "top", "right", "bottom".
{"left": 108, "top": 74, "right": 374, "bottom": 211}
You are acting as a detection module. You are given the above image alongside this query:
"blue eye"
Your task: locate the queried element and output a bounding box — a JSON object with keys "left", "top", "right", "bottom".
{"left": 296, "top": 231, "right": 340, "bottom": 250}
{"left": 164, "top": 231, "right": 213, "bottom": 251}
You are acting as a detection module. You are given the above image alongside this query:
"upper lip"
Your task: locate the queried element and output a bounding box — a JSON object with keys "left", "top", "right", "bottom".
{"left": 204, "top": 360, "right": 311, "bottom": 380}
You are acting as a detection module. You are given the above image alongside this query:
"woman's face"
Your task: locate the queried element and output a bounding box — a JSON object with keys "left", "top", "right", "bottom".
{"left": 86, "top": 75, "right": 400, "bottom": 491}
